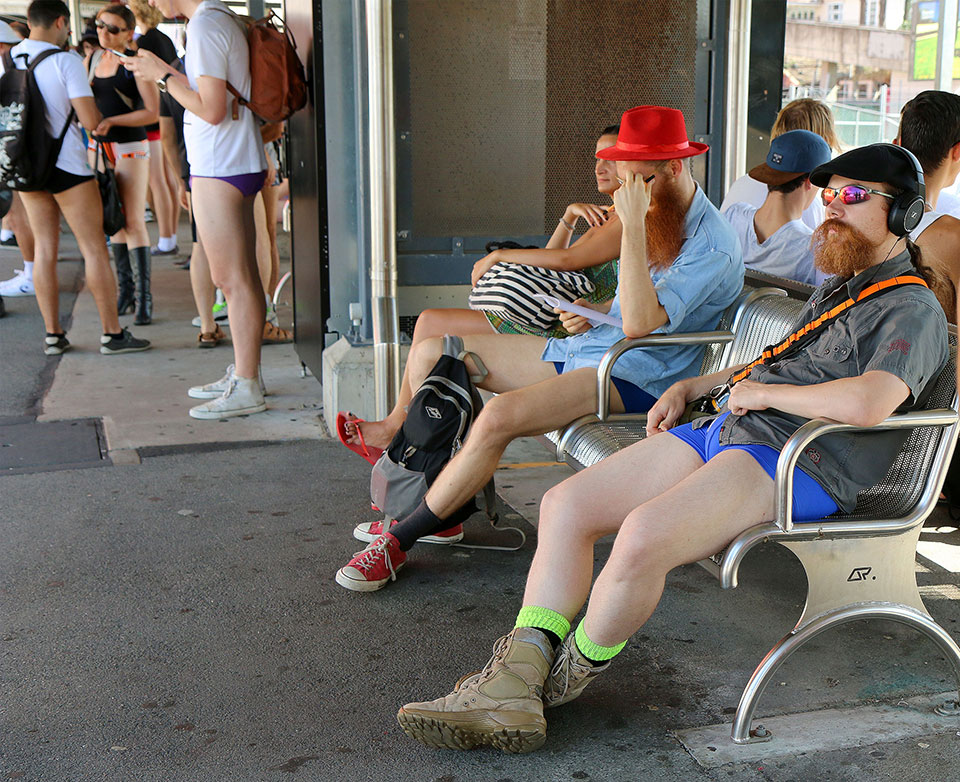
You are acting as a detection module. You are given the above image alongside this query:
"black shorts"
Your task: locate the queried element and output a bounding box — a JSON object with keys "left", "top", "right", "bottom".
{"left": 45, "top": 167, "right": 94, "bottom": 194}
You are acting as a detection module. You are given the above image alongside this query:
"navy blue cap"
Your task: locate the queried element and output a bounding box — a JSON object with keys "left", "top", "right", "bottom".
{"left": 749, "top": 129, "right": 833, "bottom": 185}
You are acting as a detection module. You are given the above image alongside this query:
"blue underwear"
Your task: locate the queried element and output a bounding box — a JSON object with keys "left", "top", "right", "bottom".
{"left": 668, "top": 411, "right": 838, "bottom": 522}
{"left": 552, "top": 362, "right": 655, "bottom": 414}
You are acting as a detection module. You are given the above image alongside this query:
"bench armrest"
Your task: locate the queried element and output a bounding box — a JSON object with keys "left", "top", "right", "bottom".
{"left": 774, "top": 409, "right": 959, "bottom": 531}
{"left": 596, "top": 332, "right": 734, "bottom": 420}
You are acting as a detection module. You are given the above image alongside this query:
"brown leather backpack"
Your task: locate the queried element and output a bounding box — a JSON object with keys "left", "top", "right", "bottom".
{"left": 216, "top": 9, "right": 308, "bottom": 123}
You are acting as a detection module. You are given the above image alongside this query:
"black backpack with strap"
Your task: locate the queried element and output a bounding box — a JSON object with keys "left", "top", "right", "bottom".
{"left": 0, "top": 48, "right": 76, "bottom": 192}
{"left": 370, "top": 335, "right": 496, "bottom": 524}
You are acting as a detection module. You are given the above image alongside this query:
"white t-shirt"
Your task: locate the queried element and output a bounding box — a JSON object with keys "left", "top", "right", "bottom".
{"left": 8, "top": 40, "right": 91, "bottom": 177}
{"left": 721, "top": 174, "right": 825, "bottom": 231}
{"left": 934, "top": 190, "right": 960, "bottom": 220}
{"left": 724, "top": 202, "right": 821, "bottom": 286}
{"left": 183, "top": 1, "right": 266, "bottom": 177}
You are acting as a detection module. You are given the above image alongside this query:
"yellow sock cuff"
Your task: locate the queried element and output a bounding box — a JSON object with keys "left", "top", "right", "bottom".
{"left": 515, "top": 605, "right": 571, "bottom": 639}
{"left": 574, "top": 622, "right": 626, "bottom": 662}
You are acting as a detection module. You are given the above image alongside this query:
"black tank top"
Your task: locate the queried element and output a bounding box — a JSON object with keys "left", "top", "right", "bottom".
{"left": 91, "top": 50, "right": 147, "bottom": 143}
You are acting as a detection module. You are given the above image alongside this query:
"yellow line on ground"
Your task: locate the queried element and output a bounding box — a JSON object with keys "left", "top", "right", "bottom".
{"left": 496, "top": 461, "right": 567, "bottom": 470}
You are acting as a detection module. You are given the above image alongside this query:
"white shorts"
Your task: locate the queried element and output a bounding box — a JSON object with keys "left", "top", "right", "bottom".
{"left": 89, "top": 138, "right": 151, "bottom": 163}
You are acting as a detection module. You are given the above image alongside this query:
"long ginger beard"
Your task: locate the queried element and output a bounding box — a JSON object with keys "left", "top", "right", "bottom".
{"left": 811, "top": 218, "right": 878, "bottom": 277}
{"left": 645, "top": 183, "right": 687, "bottom": 271}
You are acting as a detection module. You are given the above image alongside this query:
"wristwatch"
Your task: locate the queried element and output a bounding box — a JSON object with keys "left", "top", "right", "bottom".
{"left": 157, "top": 72, "right": 172, "bottom": 93}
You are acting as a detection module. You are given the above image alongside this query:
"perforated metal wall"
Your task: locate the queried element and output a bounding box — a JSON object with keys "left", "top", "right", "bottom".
{"left": 404, "top": 0, "right": 700, "bottom": 239}
{"left": 543, "top": 1, "right": 698, "bottom": 235}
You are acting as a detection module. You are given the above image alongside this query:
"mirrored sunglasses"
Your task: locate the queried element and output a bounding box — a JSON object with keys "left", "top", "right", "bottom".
{"left": 95, "top": 20, "right": 127, "bottom": 35}
{"left": 821, "top": 184, "right": 895, "bottom": 206}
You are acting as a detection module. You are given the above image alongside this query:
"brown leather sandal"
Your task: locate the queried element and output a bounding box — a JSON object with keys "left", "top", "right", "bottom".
{"left": 262, "top": 321, "right": 293, "bottom": 344}
{"left": 197, "top": 324, "right": 225, "bottom": 348}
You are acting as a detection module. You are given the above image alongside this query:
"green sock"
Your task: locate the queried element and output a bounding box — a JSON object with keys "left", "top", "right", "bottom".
{"left": 515, "top": 605, "right": 571, "bottom": 647}
{"left": 574, "top": 621, "right": 626, "bottom": 664}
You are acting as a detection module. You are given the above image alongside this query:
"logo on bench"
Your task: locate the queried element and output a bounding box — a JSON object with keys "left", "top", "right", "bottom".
{"left": 847, "top": 566, "right": 875, "bottom": 582}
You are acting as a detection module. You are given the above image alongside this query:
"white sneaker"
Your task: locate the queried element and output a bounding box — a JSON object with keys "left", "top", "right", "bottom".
{"left": 187, "top": 364, "right": 267, "bottom": 399}
{"left": 0, "top": 270, "right": 35, "bottom": 297}
{"left": 189, "top": 375, "right": 266, "bottom": 420}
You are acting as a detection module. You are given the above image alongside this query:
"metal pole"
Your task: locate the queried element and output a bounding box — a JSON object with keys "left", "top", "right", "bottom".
{"left": 935, "top": 0, "right": 959, "bottom": 93}
{"left": 722, "top": 0, "right": 751, "bottom": 193}
{"left": 69, "top": 0, "right": 82, "bottom": 47}
{"left": 365, "top": 0, "right": 400, "bottom": 418}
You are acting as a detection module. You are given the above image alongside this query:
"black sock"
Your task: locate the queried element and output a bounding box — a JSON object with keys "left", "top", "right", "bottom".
{"left": 46, "top": 331, "right": 65, "bottom": 338}
{"left": 390, "top": 499, "right": 445, "bottom": 551}
{"left": 105, "top": 331, "right": 124, "bottom": 340}
{"left": 539, "top": 629, "right": 563, "bottom": 650}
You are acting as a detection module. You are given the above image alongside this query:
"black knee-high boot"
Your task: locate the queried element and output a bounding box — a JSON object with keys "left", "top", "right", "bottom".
{"left": 113, "top": 243, "right": 134, "bottom": 315}
{"left": 132, "top": 246, "right": 152, "bottom": 325}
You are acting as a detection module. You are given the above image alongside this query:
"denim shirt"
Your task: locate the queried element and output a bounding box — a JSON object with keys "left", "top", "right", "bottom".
{"left": 541, "top": 186, "right": 744, "bottom": 398}
{"left": 708, "top": 251, "right": 949, "bottom": 513}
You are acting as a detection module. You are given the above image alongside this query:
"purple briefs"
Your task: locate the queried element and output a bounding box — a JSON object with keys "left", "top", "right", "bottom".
{"left": 190, "top": 170, "right": 266, "bottom": 197}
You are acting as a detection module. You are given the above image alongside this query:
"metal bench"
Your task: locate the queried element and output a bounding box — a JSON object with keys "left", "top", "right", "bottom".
{"left": 544, "top": 285, "right": 960, "bottom": 745}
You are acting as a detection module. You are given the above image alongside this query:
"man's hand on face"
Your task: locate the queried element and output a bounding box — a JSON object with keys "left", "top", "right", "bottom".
{"left": 612, "top": 170, "right": 655, "bottom": 231}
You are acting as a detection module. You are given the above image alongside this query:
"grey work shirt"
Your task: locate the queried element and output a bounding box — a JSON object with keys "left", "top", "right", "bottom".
{"left": 695, "top": 251, "right": 949, "bottom": 513}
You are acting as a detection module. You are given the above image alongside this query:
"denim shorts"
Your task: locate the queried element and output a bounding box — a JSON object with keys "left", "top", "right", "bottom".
{"left": 668, "top": 411, "right": 838, "bottom": 521}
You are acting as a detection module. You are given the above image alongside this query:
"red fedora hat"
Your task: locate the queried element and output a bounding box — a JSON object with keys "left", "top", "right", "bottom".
{"left": 596, "top": 106, "right": 708, "bottom": 161}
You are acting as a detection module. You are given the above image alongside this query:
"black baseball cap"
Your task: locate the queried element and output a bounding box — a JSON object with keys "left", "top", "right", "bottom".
{"left": 809, "top": 143, "right": 921, "bottom": 195}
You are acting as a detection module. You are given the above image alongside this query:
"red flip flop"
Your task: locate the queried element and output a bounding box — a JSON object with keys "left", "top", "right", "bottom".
{"left": 336, "top": 411, "right": 384, "bottom": 466}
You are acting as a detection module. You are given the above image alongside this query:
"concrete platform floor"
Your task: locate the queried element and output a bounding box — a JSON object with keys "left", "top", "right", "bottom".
{"left": 2, "top": 220, "right": 960, "bottom": 779}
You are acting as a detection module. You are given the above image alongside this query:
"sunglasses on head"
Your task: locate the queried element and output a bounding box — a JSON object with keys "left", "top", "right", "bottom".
{"left": 821, "top": 184, "right": 895, "bottom": 207}
{"left": 95, "top": 19, "right": 127, "bottom": 34}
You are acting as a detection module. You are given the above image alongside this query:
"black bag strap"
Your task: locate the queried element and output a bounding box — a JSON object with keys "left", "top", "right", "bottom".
{"left": 18, "top": 48, "right": 77, "bottom": 140}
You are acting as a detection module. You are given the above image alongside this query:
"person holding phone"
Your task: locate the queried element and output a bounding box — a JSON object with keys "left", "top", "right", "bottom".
{"left": 87, "top": 4, "right": 159, "bottom": 326}
{"left": 125, "top": 0, "right": 269, "bottom": 419}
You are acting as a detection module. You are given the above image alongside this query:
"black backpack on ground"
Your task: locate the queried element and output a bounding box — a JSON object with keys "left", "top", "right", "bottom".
{"left": 370, "top": 335, "right": 496, "bottom": 525}
{"left": 0, "top": 49, "right": 76, "bottom": 192}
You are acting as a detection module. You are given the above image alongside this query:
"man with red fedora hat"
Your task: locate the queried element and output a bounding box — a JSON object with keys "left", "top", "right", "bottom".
{"left": 394, "top": 143, "right": 947, "bottom": 754}
{"left": 334, "top": 105, "right": 744, "bottom": 594}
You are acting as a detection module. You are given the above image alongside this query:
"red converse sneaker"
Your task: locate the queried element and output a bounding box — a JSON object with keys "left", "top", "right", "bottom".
{"left": 353, "top": 519, "right": 464, "bottom": 545}
{"left": 335, "top": 533, "right": 407, "bottom": 592}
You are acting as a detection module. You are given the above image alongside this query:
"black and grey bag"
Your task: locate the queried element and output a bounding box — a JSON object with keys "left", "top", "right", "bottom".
{"left": 370, "top": 335, "right": 495, "bottom": 522}
{"left": 0, "top": 49, "right": 75, "bottom": 191}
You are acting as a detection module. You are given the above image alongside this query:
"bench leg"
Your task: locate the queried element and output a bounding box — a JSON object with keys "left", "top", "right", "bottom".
{"left": 730, "top": 530, "right": 960, "bottom": 744}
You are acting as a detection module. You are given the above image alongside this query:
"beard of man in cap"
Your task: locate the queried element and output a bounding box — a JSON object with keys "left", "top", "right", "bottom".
{"left": 810, "top": 215, "right": 879, "bottom": 278}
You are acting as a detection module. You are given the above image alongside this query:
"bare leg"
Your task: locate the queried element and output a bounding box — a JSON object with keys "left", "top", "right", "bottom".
{"left": 54, "top": 180, "right": 122, "bottom": 334}
{"left": 189, "top": 239, "right": 215, "bottom": 334}
{"left": 261, "top": 181, "right": 281, "bottom": 295}
{"left": 392, "top": 332, "right": 628, "bottom": 518}
{"left": 7, "top": 193, "right": 35, "bottom": 262}
{"left": 523, "top": 441, "right": 774, "bottom": 647}
{"left": 191, "top": 177, "right": 263, "bottom": 379}
{"left": 147, "top": 139, "right": 176, "bottom": 241}
{"left": 184, "top": 192, "right": 216, "bottom": 335}
{"left": 18, "top": 191, "right": 63, "bottom": 334}
{"left": 343, "top": 308, "right": 494, "bottom": 448}
{"left": 22, "top": 181, "right": 122, "bottom": 334}
{"left": 111, "top": 154, "right": 151, "bottom": 249}
{"left": 253, "top": 191, "right": 272, "bottom": 295}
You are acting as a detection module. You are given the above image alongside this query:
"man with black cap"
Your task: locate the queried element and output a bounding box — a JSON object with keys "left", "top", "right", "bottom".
{"left": 394, "top": 143, "right": 947, "bottom": 754}
{"left": 724, "top": 128, "right": 831, "bottom": 285}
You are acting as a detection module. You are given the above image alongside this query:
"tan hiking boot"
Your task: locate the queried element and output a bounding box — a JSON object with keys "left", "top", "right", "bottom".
{"left": 397, "top": 627, "right": 554, "bottom": 753}
{"left": 542, "top": 632, "right": 610, "bottom": 708}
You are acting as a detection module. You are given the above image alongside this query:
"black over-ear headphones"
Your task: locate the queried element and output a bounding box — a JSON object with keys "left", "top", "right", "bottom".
{"left": 875, "top": 142, "right": 926, "bottom": 236}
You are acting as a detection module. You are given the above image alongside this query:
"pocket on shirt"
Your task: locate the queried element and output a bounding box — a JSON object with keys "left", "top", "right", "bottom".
{"left": 816, "top": 334, "right": 854, "bottom": 363}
